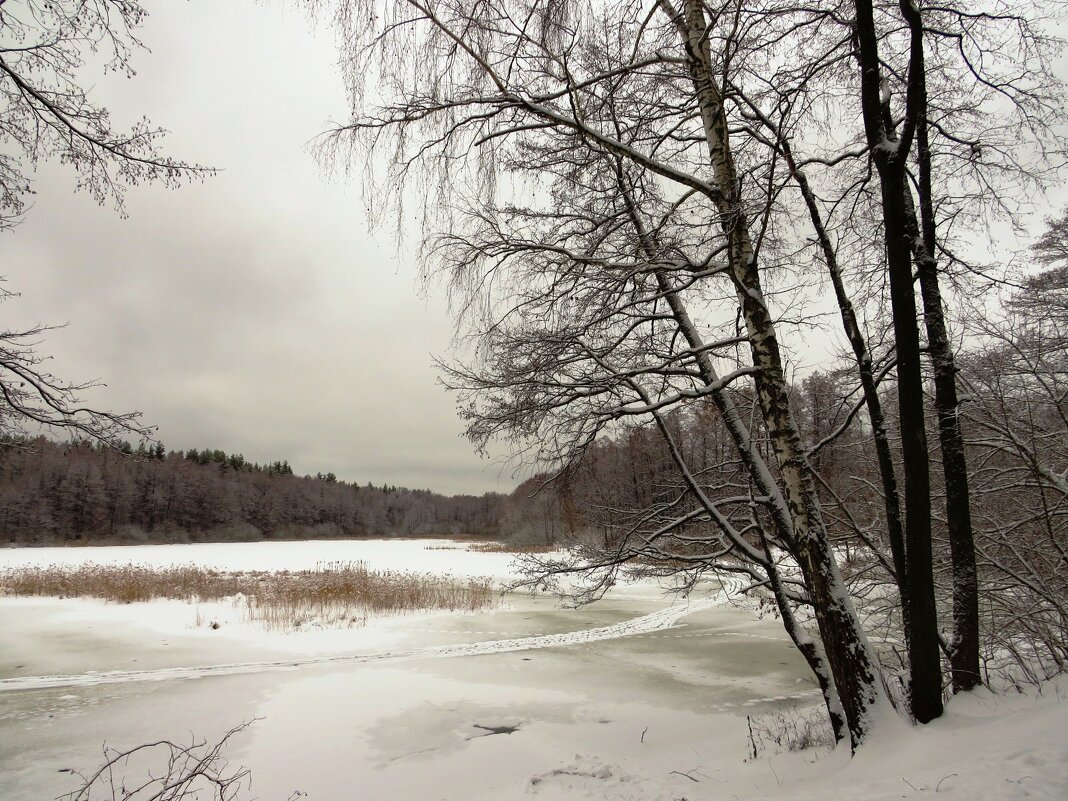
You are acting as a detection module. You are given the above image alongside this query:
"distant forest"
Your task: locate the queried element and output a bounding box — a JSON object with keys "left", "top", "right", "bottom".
{"left": 0, "top": 366, "right": 906, "bottom": 550}
{"left": 4, "top": 344, "right": 1059, "bottom": 555}
{"left": 0, "top": 438, "right": 505, "bottom": 545}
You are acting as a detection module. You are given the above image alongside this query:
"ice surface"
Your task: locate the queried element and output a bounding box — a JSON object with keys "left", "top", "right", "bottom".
{"left": 1, "top": 540, "right": 1065, "bottom": 801}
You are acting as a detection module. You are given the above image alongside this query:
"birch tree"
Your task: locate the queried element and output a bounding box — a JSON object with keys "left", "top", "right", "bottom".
{"left": 311, "top": 0, "right": 1065, "bottom": 747}
{"left": 313, "top": 0, "right": 896, "bottom": 748}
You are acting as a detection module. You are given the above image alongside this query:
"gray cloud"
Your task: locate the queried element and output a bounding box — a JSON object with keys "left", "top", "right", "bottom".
{"left": 0, "top": 0, "right": 509, "bottom": 496}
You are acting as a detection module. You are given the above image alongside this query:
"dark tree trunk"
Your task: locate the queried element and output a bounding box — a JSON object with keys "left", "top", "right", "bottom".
{"left": 879, "top": 165, "right": 944, "bottom": 723}
{"left": 917, "top": 261, "right": 980, "bottom": 692}
{"left": 853, "top": 0, "right": 944, "bottom": 723}
{"left": 902, "top": 0, "right": 981, "bottom": 693}
{"left": 783, "top": 144, "right": 907, "bottom": 600}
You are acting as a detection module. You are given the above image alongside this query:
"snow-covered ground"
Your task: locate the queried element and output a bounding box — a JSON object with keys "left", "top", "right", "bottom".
{"left": 0, "top": 538, "right": 522, "bottom": 578}
{"left": 1, "top": 539, "right": 1065, "bottom": 801}
{"left": 0, "top": 539, "right": 534, "bottom": 658}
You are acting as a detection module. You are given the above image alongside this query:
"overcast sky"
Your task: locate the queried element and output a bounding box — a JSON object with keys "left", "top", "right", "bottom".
{"left": 3, "top": 2, "right": 1065, "bottom": 497}
{"left": 2, "top": 0, "right": 510, "bottom": 496}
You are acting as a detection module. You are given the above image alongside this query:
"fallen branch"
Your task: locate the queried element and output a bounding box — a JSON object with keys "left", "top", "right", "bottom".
{"left": 59, "top": 720, "right": 259, "bottom": 801}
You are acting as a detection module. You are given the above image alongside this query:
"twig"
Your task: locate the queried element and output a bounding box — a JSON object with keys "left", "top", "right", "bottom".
{"left": 57, "top": 720, "right": 260, "bottom": 801}
{"left": 669, "top": 769, "right": 701, "bottom": 783}
{"left": 935, "top": 773, "right": 957, "bottom": 792}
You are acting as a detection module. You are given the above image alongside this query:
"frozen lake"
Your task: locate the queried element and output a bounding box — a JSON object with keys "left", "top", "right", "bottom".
{"left": 0, "top": 539, "right": 948, "bottom": 801}
{"left": 0, "top": 539, "right": 816, "bottom": 799}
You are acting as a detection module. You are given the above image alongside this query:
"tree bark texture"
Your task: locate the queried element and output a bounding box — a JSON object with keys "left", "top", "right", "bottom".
{"left": 900, "top": 0, "right": 981, "bottom": 693}
{"left": 853, "top": 0, "right": 944, "bottom": 723}
{"left": 666, "top": 0, "right": 889, "bottom": 747}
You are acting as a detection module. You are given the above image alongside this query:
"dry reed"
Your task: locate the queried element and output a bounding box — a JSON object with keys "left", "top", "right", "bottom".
{"left": 468, "top": 542, "right": 558, "bottom": 554}
{"left": 0, "top": 561, "right": 496, "bottom": 630}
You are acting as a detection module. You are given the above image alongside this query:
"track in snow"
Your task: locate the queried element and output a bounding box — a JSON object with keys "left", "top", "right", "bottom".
{"left": 1, "top": 591, "right": 734, "bottom": 693}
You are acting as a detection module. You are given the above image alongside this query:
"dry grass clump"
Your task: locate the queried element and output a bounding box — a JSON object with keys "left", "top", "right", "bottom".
{"left": 748, "top": 705, "right": 834, "bottom": 756}
{"left": 0, "top": 563, "right": 244, "bottom": 604}
{"left": 0, "top": 561, "right": 496, "bottom": 630}
{"left": 246, "top": 561, "right": 496, "bottom": 630}
{"left": 468, "top": 542, "right": 558, "bottom": 554}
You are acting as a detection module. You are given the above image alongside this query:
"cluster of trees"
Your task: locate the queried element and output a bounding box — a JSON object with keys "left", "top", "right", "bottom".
{"left": 316, "top": 0, "right": 1066, "bottom": 749}
{"left": 180, "top": 447, "right": 295, "bottom": 477}
{"left": 3, "top": 0, "right": 1066, "bottom": 758}
{"left": 0, "top": 438, "right": 504, "bottom": 544}
{"left": 505, "top": 263, "right": 1068, "bottom": 685}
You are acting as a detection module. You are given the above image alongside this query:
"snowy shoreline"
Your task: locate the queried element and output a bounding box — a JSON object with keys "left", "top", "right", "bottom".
{"left": 0, "top": 539, "right": 1064, "bottom": 801}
